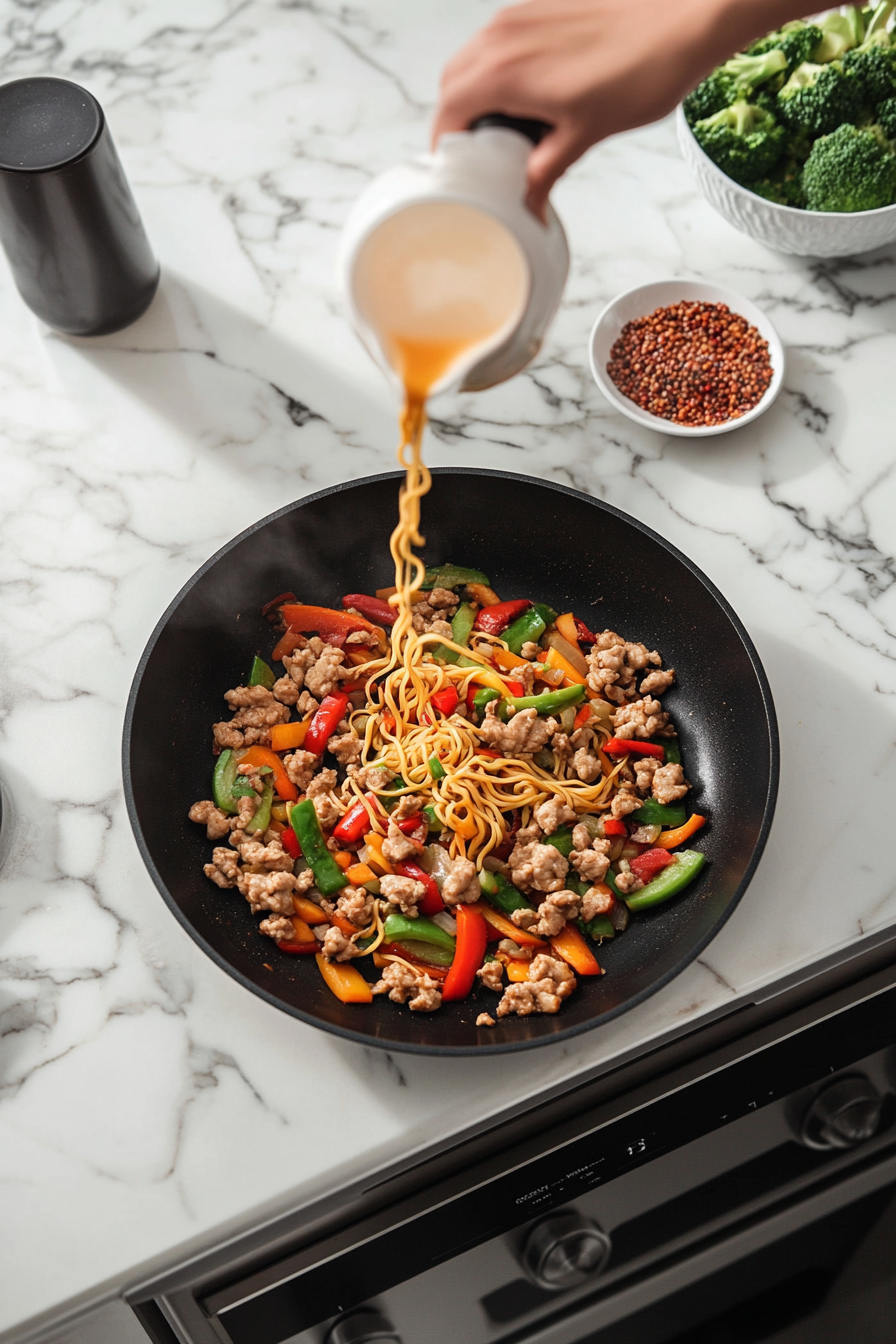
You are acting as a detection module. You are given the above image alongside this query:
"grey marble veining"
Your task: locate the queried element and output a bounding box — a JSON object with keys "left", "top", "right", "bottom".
{"left": 2, "top": 0, "right": 896, "bottom": 1337}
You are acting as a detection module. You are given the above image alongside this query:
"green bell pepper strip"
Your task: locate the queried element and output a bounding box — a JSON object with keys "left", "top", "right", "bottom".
{"left": 451, "top": 602, "right": 477, "bottom": 648}
{"left": 212, "top": 748, "right": 239, "bottom": 814}
{"left": 473, "top": 687, "right": 501, "bottom": 719}
{"left": 631, "top": 798, "right": 687, "bottom": 828}
{"left": 383, "top": 911, "right": 456, "bottom": 954}
{"left": 245, "top": 780, "right": 274, "bottom": 834}
{"left": 662, "top": 738, "right": 682, "bottom": 766}
{"left": 478, "top": 869, "right": 533, "bottom": 915}
{"left": 393, "top": 939, "right": 454, "bottom": 968}
{"left": 289, "top": 800, "right": 347, "bottom": 896}
{"left": 248, "top": 655, "right": 275, "bottom": 690}
{"left": 566, "top": 877, "right": 589, "bottom": 897}
{"left": 503, "top": 607, "right": 546, "bottom": 655}
{"left": 532, "top": 602, "right": 558, "bottom": 627}
{"left": 429, "top": 643, "right": 482, "bottom": 668}
{"left": 604, "top": 868, "right": 624, "bottom": 901}
{"left": 544, "top": 827, "right": 574, "bottom": 858}
{"left": 624, "top": 850, "right": 706, "bottom": 912}
{"left": 580, "top": 914, "right": 615, "bottom": 940}
{"left": 422, "top": 563, "right": 491, "bottom": 591}
{"left": 501, "top": 684, "right": 585, "bottom": 718}
{"left": 424, "top": 805, "right": 440, "bottom": 831}
{"left": 428, "top": 756, "right": 447, "bottom": 781}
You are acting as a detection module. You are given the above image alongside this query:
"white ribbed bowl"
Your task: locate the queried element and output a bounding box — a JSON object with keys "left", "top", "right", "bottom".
{"left": 588, "top": 279, "right": 784, "bottom": 438}
{"left": 677, "top": 104, "right": 896, "bottom": 256}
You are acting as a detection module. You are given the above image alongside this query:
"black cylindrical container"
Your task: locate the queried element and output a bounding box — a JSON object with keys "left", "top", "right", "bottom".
{"left": 0, "top": 77, "right": 159, "bottom": 335}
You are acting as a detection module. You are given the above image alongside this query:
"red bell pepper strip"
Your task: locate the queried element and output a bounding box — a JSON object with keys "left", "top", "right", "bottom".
{"left": 281, "top": 826, "right": 302, "bottom": 859}
{"left": 473, "top": 599, "right": 532, "bottom": 636}
{"left": 604, "top": 738, "right": 665, "bottom": 759}
{"left": 236, "top": 745, "right": 298, "bottom": 802}
{"left": 304, "top": 691, "right": 350, "bottom": 755}
{"left": 630, "top": 847, "right": 676, "bottom": 884}
{"left": 261, "top": 591, "right": 299, "bottom": 624}
{"left": 478, "top": 748, "right": 503, "bottom": 761}
{"left": 430, "top": 686, "right": 459, "bottom": 716}
{"left": 277, "top": 939, "right": 318, "bottom": 955}
{"left": 280, "top": 603, "right": 376, "bottom": 646}
{"left": 333, "top": 792, "right": 386, "bottom": 845}
{"left": 394, "top": 858, "right": 444, "bottom": 915}
{"left": 441, "top": 903, "right": 488, "bottom": 1001}
{"left": 378, "top": 943, "right": 450, "bottom": 980}
{"left": 603, "top": 817, "right": 628, "bottom": 837}
{"left": 574, "top": 617, "right": 597, "bottom": 643}
{"left": 395, "top": 813, "right": 425, "bottom": 836}
{"left": 342, "top": 593, "right": 397, "bottom": 626}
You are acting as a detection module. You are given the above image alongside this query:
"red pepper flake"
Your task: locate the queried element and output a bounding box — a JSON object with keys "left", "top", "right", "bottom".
{"left": 606, "top": 301, "right": 773, "bottom": 428}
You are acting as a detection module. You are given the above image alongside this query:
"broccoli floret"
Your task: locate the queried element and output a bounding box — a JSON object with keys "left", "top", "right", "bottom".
{"left": 878, "top": 93, "right": 896, "bottom": 135}
{"left": 802, "top": 122, "right": 896, "bottom": 209}
{"left": 751, "top": 160, "right": 808, "bottom": 208}
{"left": 693, "top": 101, "right": 787, "bottom": 185}
{"left": 749, "top": 21, "right": 824, "bottom": 73}
{"left": 776, "top": 60, "right": 862, "bottom": 134}
{"left": 684, "top": 49, "right": 788, "bottom": 125}
{"left": 814, "top": 8, "right": 865, "bottom": 61}
{"left": 844, "top": 41, "right": 896, "bottom": 102}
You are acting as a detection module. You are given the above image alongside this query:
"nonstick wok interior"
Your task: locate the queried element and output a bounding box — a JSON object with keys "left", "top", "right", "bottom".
{"left": 123, "top": 469, "right": 778, "bottom": 1055}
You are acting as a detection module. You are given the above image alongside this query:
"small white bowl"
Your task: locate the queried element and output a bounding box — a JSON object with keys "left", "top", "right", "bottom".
{"left": 588, "top": 279, "right": 784, "bottom": 438}
{"left": 677, "top": 105, "right": 896, "bottom": 257}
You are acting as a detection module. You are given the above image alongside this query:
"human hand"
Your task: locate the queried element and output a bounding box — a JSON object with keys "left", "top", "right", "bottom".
{"left": 433, "top": 0, "right": 807, "bottom": 218}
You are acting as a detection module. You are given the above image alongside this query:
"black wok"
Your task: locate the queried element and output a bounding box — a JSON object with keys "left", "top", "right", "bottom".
{"left": 123, "top": 469, "right": 778, "bottom": 1055}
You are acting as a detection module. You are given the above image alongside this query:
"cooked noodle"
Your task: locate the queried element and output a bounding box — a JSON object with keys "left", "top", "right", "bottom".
{"left": 344, "top": 392, "right": 617, "bottom": 866}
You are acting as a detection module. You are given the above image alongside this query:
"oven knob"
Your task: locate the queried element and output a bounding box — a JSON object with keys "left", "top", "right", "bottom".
{"left": 800, "top": 1075, "right": 883, "bottom": 1151}
{"left": 521, "top": 1211, "right": 612, "bottom": 1291}
{"left": 325, "top": 1310, "right": 401, "bottom": 1344}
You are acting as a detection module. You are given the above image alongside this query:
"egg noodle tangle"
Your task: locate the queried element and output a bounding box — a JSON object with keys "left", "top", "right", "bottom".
{"left": 343, "top": 393, "right": 621, "bottom": 866}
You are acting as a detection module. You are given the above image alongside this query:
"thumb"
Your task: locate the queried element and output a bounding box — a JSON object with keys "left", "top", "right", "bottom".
{"left": 524, "top": 123, "right": 591, "bottom": 220}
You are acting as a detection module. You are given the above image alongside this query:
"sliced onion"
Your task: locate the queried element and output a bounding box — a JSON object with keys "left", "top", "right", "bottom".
{"left": 432, "top": 910, "right": 458, "bottom": 935}
{"left": 544, "top": 630, "right": 588, "bottom": 676}
{"left": 422, "top": 843, "right": 454, "bottom": 891}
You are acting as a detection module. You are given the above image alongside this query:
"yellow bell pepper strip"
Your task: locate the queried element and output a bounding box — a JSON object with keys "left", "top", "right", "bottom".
{"left": 316, "top": 954, "right": 373, "bottom": 1003}
{"left": 441, "top": 904, "right": 488, "bottom": 1001}
{"left": 554, "top": 612, "right": 582, "bottom": 650}
{"left": 543, "top": 645, "right": 587, "bottom": 687}
{"left": 549, "top": 923, "right": 602, "bottom": 976}
{"left": 624, "top": 850, "right": 707, "bottom": 912}
{"left": 293, "top": 895, "right": 329, "bottom": 925}
{"left": 269, "top": 720, "right": 309, "bottom": 752}
{"left": 212, "top": 748, "right": 240, "bottom": 814}
{"left": 376, "top": 585, "right": 425, "bottom": 604}
{"left": 238, "top": 744, "right": 298, "bottom": 802}
{"left": 363, "top": 831, "right": 395, "bottom": 875}
{"left": 470, "top": 668, "right": 518, "bottom": 700}
{"left": 422, "top": 562, "right": 491, "bottom": 590}
{"left": 289, "top": 800, "right": 347, "bottom": 896}
{"left": 655, "top": 814, "right": 707, "bottom": 849}
{"left": 248, "top": 655, "right": 276, "bottom": 690}
{"left": 478, "top": 901, "right": 548, "bottom": 948}
{"left": 503, "top": 958, "right": 530, "bottom": 983}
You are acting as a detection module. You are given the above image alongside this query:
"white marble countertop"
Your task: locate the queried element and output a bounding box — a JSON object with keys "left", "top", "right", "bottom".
{"left": 3, "top": 2, "right": 896, "bottom": 1339}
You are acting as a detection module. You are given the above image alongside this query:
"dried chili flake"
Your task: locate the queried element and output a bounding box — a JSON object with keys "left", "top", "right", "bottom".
{"left": 606, "top": 301, "right": 773, "bottom": 427}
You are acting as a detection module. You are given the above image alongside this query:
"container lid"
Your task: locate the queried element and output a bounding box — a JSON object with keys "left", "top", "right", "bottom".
{"left": 0, "top": 77, "right": 102, "bottom": 172}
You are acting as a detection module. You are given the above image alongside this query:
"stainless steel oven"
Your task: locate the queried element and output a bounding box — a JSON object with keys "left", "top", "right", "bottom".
{"left": 127, "top": 938, "right": 896, "bottom": 1344}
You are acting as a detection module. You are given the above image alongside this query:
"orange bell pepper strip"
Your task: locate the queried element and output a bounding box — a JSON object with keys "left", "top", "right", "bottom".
{"left": 290, "top": 917, "right": 316, "bottom": 944}
{"left": 332, "top": 850, "right": 353, "bottom": 871}
{"left": 549, "top": 923, "right": 603, "bottom": 976}
{"left": 491, "top": 646, "right": 531, "bottom": 675}
{"left": 345, "top": 861, "right": 377, "bottom": 886}
{"left": 237, "top": 745, "right": 298, "bottom": 802}
{"left": 271, "top": 628, "right": 305, "bottom": 662}
{"left": 503, "top": 958, "right": 530, "bottom": 983}
{"left": 441, "top": 904, "right": 488, "bottom": 1002}
{"left": 477, "top": 901, "right": 548, "bottom": 949}
{"left": 655, "top": 814, "right": 707, "bottom": 849}
{"left": 554, "top": 612, "right": 582, "bottom": 650}
{"left": 293, "top": 895, "right": 329, "bottom": 925}
{"left": 280, "top": 603, "right": 376, "bottom": 641}
{"left": 269, "top": 720, "right": 309, "bottom": 752}
{"left": 316, "top": 954, "right": 373, "bottom": 1003}
{"left": 573, "top": 704, "right": 592, "bottom": 729}
{"left": 543, "top": 645, "right": 587, "bottom": 687}
{"left": 329, "top": 911, "right": 360, "bottom": 937}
